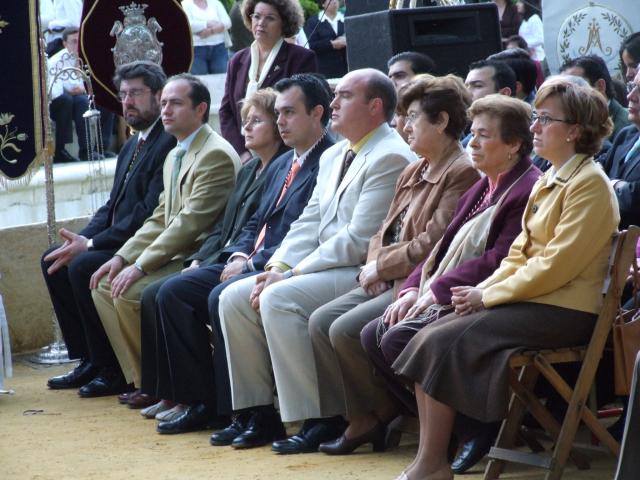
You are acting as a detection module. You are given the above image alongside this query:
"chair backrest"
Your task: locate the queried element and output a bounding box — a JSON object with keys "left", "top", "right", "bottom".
{"left": 599, "top": 227, "right": 640, "bottom": 331}
{"left": 573, "top": 227, "right": 639, "bottom": 400}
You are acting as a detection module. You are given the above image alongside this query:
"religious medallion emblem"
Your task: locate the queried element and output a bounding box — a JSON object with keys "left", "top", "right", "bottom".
{"left": 557, "top": 2, "right": 631, "bottom": 77}
{"left": 0, "top": 16, "right": 9, "bottom": 34}
{"left": 110, "top": 2, "right": 163, "bottom": 67}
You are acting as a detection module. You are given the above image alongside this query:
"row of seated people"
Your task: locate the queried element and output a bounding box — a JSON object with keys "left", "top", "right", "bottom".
{"left": 41, "top": 52, "right": 640, "bottom": 479}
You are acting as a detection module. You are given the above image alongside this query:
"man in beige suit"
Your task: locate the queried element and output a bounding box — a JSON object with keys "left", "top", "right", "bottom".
{"left": 85, "top": 74, "right": 240, "bottom": 401}
{"left": 217, "top": 69, "right": 416, "bottom": 453}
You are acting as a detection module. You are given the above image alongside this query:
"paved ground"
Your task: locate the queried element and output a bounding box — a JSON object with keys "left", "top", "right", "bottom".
{"left": 0, "top": 359, "right": 618, "bottom": 480}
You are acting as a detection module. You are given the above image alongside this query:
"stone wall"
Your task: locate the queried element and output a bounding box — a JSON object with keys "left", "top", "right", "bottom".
{"left": 0, "top": 217, "right": 90, "bottom": 353}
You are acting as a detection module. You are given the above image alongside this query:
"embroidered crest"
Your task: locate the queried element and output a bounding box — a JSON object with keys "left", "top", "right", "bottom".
{"left": 557, "top": 2, "right": 631, "bottom": 77}
{"left": 110, "top": 2, "right": 163, "bottom": 67}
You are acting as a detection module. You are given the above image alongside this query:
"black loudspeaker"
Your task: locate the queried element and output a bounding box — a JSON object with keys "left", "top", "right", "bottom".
{"left": 345, "top": 3, "right": 502, "bottom": 77}
{"left": 345, "top": 0, "right": 437, "bottom": 17}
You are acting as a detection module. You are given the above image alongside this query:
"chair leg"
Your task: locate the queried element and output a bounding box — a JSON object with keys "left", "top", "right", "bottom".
{"left": 484, "top": 366, "right": 539, "bottom": 480}
{"left": 507, "top": 365, "right": 591, "bottom": 471}
{"left": 535, "top": 355, "right": 620, "bottom": 456}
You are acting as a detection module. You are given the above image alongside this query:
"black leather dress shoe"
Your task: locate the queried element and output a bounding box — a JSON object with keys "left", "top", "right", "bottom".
{"left": 272, "top": 417, "right": 347, "bottom": 455}
{"left": 47, "top": 360, "right": 97, "bottom": 389}
{"left": 451, "top": 423, "right": 499, "bottom": 474}
{"left": 78, "top": 367, "right": 131, "bottom": 398}
{"left": 157, "top": 404, "right": 218, "bottom": 434}
{"left": 210, "top": 412, "right": 250, "bottom": 446}
{"left": 231, "top": 406, "right": 286, "bottom": 450}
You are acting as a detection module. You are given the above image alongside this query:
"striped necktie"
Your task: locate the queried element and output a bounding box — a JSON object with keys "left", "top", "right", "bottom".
{"left": 124, "top": 138, "right": 145, "bottom": 182}
{"left": 251, "top": 159, "right": 301, "bottom": 256}
{"left": 339, "top": 149, "right": 356, "bottom": 183}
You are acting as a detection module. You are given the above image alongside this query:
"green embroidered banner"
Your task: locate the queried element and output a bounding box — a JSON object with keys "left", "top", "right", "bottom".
{"left": 0, "top": 1, "right": 46, "bottom": 185}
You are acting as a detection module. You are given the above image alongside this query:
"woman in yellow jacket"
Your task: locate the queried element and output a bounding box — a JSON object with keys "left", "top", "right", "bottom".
{"left": 390, "top": 78, "right": 619, "bottom": 480}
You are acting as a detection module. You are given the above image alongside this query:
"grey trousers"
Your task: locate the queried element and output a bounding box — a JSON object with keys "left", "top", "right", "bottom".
{"left": 615, "top": 351, "right": 640, "bottom": 480}
{"left": 309, "top": 286, "right": 394, "bottom": 418}
{"left": 219, "top": 267, "right": 359, "bottom": 422}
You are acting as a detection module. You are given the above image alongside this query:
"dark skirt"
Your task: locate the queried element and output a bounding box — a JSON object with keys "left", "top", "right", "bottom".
{"left": 392, "top": 302, "right": 597, "bottom": 423}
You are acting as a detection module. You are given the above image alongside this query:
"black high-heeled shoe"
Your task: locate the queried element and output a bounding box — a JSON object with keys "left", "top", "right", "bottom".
{"left": 318, "top": 422, "right": 386, "bottom": 455}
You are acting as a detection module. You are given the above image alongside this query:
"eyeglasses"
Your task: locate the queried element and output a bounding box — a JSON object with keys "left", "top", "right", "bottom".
{"left": 627, "top": 82, "right": 639, "bottom": 95}
{"left": 242, "top": 117, "right": 266, "bottom": 128}
{"left": 250, "top": 13, "right": 280, "bottom": 24}
{"left": 405, "top": 111, "right": 421, "bottom": 125}
{"left": 117, "top": 88, "right": 151, "bottom": 102}
{"left": 531, "top": 112, "right": 570, "bottom": 126}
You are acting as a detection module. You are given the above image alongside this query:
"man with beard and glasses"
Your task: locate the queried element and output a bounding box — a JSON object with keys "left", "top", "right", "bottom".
{"left": 44, "top": 61, "right": 176, "bottom": 394}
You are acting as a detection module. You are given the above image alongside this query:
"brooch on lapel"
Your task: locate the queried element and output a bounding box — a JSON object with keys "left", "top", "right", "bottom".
{"left": 273, "top": 65, "right": 281, "bottom": 72}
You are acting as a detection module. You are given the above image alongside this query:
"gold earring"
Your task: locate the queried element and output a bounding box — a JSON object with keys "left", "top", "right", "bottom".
{"left": 508, "top": 152, "right": 512, "bottom": 161}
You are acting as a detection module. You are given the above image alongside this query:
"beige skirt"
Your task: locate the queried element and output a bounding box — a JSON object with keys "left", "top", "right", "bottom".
{"left": 392, "top": 302, "right": 596, "bottom": 422}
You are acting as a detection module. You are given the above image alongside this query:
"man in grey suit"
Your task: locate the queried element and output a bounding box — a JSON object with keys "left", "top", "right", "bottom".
{"left": 218, "top": 68, "right": 416, "bottom": 454}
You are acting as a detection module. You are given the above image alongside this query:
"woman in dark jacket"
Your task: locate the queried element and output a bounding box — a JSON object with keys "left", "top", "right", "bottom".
{"left": 304, "top": 0, "right": 347, "bottom": 79}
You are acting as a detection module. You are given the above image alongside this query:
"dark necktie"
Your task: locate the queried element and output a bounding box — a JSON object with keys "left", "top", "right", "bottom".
{"left": 339, "top": 149, "right": 356, "bottom": 183}
{"left": 124, "top": 138, "right": 145, "bottom": 182}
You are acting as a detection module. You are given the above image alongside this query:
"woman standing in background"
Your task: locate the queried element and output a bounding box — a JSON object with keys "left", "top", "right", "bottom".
{"left": 304, "top": 0, "right": 347, "bottom": 79}
{"left": 182, "top": 0, "right": 232, "bottom": 74}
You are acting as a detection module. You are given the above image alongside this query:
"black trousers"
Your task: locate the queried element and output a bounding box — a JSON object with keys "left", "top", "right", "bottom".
{"left": 140, "top": 263, "right": 258, "bottom": 413}
{"left": 49, "top": 93, "right": 88, "bottom": 159}
{"left": 40, "top": 246, "right": 119, "bottom": 367}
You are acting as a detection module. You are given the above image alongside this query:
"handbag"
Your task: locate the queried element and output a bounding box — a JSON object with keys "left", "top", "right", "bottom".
{"left": 613, "top": 260, "right": 640, "bottom": 395}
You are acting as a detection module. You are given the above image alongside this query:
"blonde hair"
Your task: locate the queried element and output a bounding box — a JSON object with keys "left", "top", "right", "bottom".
{"left": 534, "top": 78, "right": 612, "bottom": 156}
{"left": 240, "top": 88, "right": 280, "bottom": 138}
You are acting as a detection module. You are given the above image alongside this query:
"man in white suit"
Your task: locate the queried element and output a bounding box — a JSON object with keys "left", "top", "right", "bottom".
{"left": 217, "top": 68, "right": 416, "bottom": 454}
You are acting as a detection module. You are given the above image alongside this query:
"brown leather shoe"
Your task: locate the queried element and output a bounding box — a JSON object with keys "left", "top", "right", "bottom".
{"left": 118, "top": 389, "right": 140, "bottom": 404}
{"left": 127, "top": 393, "right": 159, "bottom": 409}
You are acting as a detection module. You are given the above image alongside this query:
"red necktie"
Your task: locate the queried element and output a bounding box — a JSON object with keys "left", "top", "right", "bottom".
{"left": 251, "top": 159, "right": 301, "bottom": 255}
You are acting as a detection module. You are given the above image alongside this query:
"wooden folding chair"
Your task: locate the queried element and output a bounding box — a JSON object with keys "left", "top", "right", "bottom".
{"left": 484, "top": 226, "right": 640, "bottom": 480}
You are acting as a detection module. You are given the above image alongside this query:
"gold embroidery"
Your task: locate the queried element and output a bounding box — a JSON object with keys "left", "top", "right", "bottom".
{"left": 0, "top": 113, "right": 29, "bottom": 164}
{"left": 0, "top": 16, "right": 9, "bottom": 33}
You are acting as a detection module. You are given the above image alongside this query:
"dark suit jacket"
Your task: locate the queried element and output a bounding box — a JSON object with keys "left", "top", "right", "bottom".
{"left": 534, "top": 138, "right": 612, "bottom": 172}
{"left": 609, "top": 98, "right": 630, "bottom": 141}
{"left": 600, "top": 125, "right": 640, "bottom": 228}
{"left": 402, "top": 157, "right": 541, "bottom": 304}
{"left": 304, "top": 15, "right": 347, "bottom": 79}
{"left": 79, "top": 120, "right": 176, "bottom": 250}
{"left": 187, "top": 144, "right": 288, "bottom": 267}
{"left": 218, "top": 42, "right": 318, "bottom": 154}
{"left": 220, "top": 135, "right": 334, "bottom": 270}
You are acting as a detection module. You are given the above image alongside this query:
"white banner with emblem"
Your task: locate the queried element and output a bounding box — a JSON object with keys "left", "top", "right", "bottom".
{"left": 543, "top": 1, "right": 639, "bottom": 78}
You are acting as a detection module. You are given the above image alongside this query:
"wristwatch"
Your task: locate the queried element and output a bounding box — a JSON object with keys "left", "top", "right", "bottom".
{"left": 282, "top": 269, "right": 295, "bottom": 280}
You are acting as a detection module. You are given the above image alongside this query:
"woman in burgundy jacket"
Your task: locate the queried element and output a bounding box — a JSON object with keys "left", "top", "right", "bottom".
{"left": 218, "top": 0, "right": 317, "bottom": 158}
{"left": 316, "top": 95, "right": 540, "bottom": 466}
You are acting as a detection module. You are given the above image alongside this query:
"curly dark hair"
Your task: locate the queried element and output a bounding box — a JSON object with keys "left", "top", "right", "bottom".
{"left": 535, "top": 78, "right": 612, "bottom": 157}
{"left": 399, "top": 74, "right": 471, "bottom": 139}
{"left": 241, "top": 0, "right": 304, "bottom": 38}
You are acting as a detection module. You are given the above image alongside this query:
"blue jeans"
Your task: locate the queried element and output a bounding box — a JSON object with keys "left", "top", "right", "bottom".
{"left": 191, "top": 43, "right": 229, "bottom": 74}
